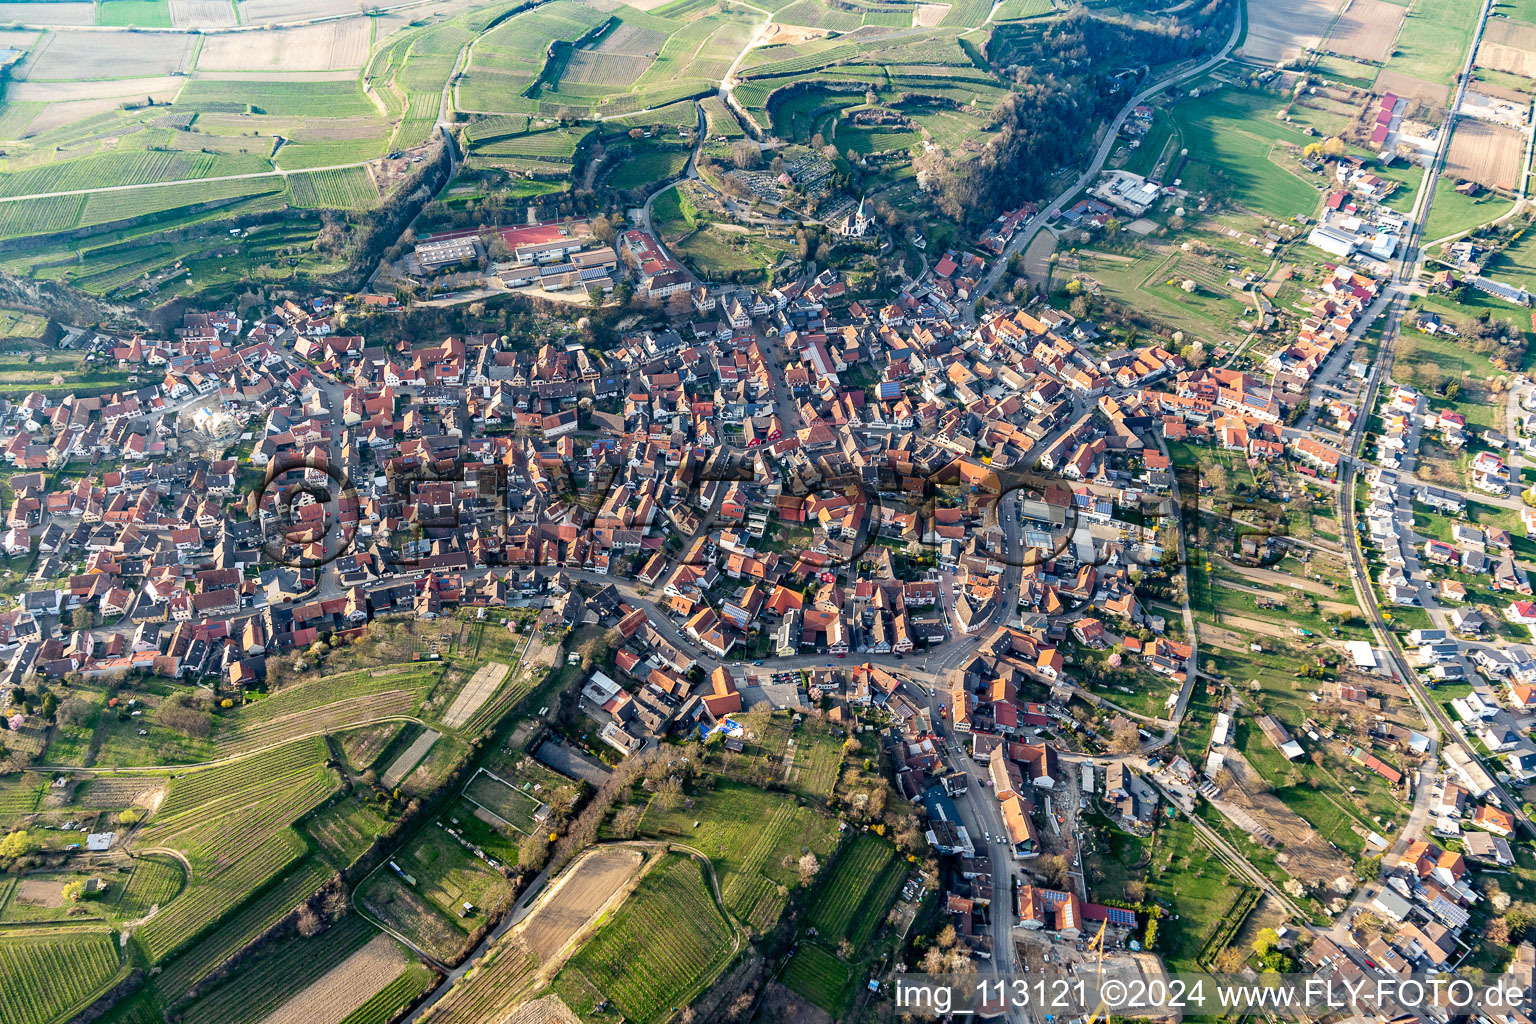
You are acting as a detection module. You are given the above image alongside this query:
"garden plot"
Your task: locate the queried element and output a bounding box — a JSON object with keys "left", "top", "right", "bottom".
{"left": 0, "top": 2, "right": 94, "bottom": 24}
{"left": 382, "top": 730, "right": 441, "bottom": 788}
{"left": 523, "top": 845, "right": 644, "bottom": 959}
{"left": 442, "top": 661, "right": 510, "bottom": 729}
{"left": 463, "top": 769, "right": 542, "bottom": 833}
{"left": 261, "top": 932, "right": 408, "bottom": 1024}
{"left": 170, "top": 0, "right": 236, "bottom": 27}
{"left": 1323, "top": 0, "right": 1404, "bottom": 62}
{"left": 1373, "top": 68, "right": 1450, "bottom": 104}
{"left": 1445, "top": 118, "right": 1526, "bottom": 190}
{"left": 197, "top": 20, "right": 371, "bottom": 71}
{"left": 19, "top": 30, "right": 197, "bottom": 79}
{"left": 1242, "top": 0, "right": 1343, "bottom": 61}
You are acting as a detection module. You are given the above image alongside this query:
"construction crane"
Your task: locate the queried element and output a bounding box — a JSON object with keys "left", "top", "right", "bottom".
{"left": 1080, "top": 919, "right": 1111, "bottom": 1024}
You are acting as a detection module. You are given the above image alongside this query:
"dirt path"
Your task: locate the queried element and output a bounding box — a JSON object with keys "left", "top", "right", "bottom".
{"left": 1217, "top": 560, "right": 1337, "bottom": 596}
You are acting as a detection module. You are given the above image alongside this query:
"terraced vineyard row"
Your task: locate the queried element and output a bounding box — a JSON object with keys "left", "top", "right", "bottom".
{"left": 214, "top": 689, "right": 420, "bottom": 756}
{"left": 287, "top": 167, "right": 382, "bottom": 211}
{"left": 144, "top": 763, "right": 338, "bottom": 873}
{"left": 156, "top": 856, "right": 333, "bottom": 1001}
{"left": 154, "top": 737, "right": 329, "bottom": 821}
{"left": 806, "top": 834, "right": 895, "bottom": 944}
{"left": 423, "top": 936, "right": 540, "bottom": 1024}
{"left": 113, "top": 855, "right": 185, "bottom": 919}
{"left": 561, "top": 854, "right": 733, "bottom": 1024}
{"left": 0, "top": 929, "right": 124, "bottom": 1024}
{"left": 180, "top": 914, "right": 379, "bottom": 1024}
{"left": 134, "top": 828, "right": 310, "bottom": 964}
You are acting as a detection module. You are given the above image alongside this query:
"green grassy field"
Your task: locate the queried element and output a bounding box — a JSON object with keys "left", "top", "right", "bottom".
{"left": 553, "top": 853, "right": 735, "bottom": 1024}
{"left": 638, "top": 778, "right": 840, "bottom": 933}
{"left": 96, "top": 0, "right": 173, "bottom": 26}
{"left": 608, "top": 147, "right": 690, "bottom": 190}
{"left": 1382, "top": 0, "right": 1480, "bottom": 86}
{"left": 1169, "top": 88, "right": 1321, "bottom": 220}
{"left": 1424, "top": 174, "right": 1515, "bottom": 240}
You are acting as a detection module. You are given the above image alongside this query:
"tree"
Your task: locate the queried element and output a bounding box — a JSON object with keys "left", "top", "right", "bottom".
{"left": 1489, "top": 916, "right": 1513, "bottom": 946}
{"left": 655, "top": 776, "right": 684, "bottom": 811}
{"left": 296, "top": 903, "right": 324, "bottom": 937}
{"left": 1213, "top": 945, "right": 1247, "bottom": 972}
{"left": 1110, "top": 719, "right": 1141, "bottom": 753}
{"left": 71, "top": 607, "right": 92, "bottom": 631}
{"left": 57, "top": 696, "right": 91, "bottom": 728}
{"left": 798, "top": 851, "right": 820, "bottom": 886}
{"left": 1353, "top": 853, "right": 1383, "bottom": 881}
{"left": 1252, "top": 927, "right": 1281, "bottom": 957}
{"left": 731, "top": 140, "right": 762, "bottom": 170}
{"left": 519, "top": 832, "right": 551, "bottom": 873}
{"left": 62, "top": 880, "right": 90, "bottom": 902}
{"left": 937, "top": 923, "right": 958, "bottom": 949}
{"left": 612, "top": 804, "right": 643, "bottom": 838}
{"left": 1042, "top": 853, "right": 1069, "bottom": 887}
{"left": 0, "top": 830, "right": 35, "bottom": 859}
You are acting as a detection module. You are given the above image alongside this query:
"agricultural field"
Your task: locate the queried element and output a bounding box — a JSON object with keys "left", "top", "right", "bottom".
{"left": 1379, "top": 0, "right": 1480, "bottom": 86}
{"left": 1322, "top": 0, "right": 1404, "bottom": 62}
{"left": 178, "top": 914, "right": 387, "bottom": 1024}
{"left": 805, "top": 833, "right": 905, "bottom": 953}
{"left": 210, "top": 665, "right": 440, "bottom": 757}
{"left": 1444, "top": 118, "right": 1527, "bottom": 192}
{"left": 637, "top": 778, "right": 840, "bottom": 933}
{"left": 305, "top": 792, "right": 396, "bottom": 869}
{"left": 0, "top": 928, "right": 128, "bottom": 1024}
{"left": 357, "top": 825, "right": 509, "bottom": 963}
{"left": 551, "top": 852, "right": 736, "bottom": 1024}
{"left": 153, "top": 856, "right": 334, "bottom": 1003}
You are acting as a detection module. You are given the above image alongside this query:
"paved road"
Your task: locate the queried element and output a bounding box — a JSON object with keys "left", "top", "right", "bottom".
{"left": 960, "top": 4, "right": 1244, "bottom": 324}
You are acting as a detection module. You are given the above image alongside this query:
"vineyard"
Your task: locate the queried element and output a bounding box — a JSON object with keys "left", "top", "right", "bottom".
{"left": 155, "top": 856, "right": 333, "bottom": 1002}
{"left": 781, "top": 941, "right": 853, "bottom": 1013}
{"left": 0, "top": 928, "right": 125, "bottom": 1024}
{"left": 113, "top": 856, "right": 186, "bottom": 919}
{"left": 0, "top": 773, "right": 46, "bottom": 823}
{"left": 212, "top": 670, "right": 435, "bottom": 755}
{"left": 180, "top": 914, "right": 379, "bottom": 1024}
{"left": 335, "top": 961, "right": 437, "bottom": 1024}
{"left": 175, "top": 80, "right": 377, "bottom": 118}
{"left": 305, "top": 793, "right": 394, "bottom": 868}
{"left": 639, "top": 779, "right": 838, "bottom": 934}
{"left": 136, "top": 738, "right": 339, "bottom": 874}
{"left": 556, "top": 853, "right": 734, "bottom": 1024}
{"left": 805, "top": 833, "right": 903, "bottom": 952}
{"left": 133, "top": 828, "right": 310, "bottom": 964}
{"left": 0, "top": 151, "right": 272, "bottom": 201}
{"left": 286, "top": 168, "right": 381, "bottom": 211}
{"left": 421, "top": 936, "right": 540, "bottom": 1024}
